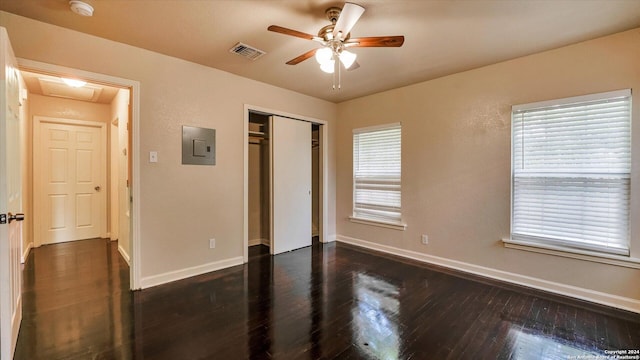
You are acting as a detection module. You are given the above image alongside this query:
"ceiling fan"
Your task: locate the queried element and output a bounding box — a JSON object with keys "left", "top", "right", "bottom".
{"left": 268, "top": 2, "right": 404, "bottom": 88}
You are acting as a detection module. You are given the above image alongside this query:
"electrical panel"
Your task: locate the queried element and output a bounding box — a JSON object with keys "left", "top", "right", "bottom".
{"left": 182, "top": 125, "right": 215, "bottom": 166}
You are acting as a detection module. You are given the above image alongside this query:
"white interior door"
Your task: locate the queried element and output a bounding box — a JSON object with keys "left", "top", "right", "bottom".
{"left": 36, "top": 118, "right": 106, "bottom": 245}
{"left": 270, "top": 115, "right": 311, "bottom": 255}
{"left": 0, "top": 27, "right": 23, "bottom": 360}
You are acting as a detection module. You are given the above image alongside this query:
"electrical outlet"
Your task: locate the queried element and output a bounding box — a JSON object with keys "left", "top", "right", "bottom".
{"left": 209, "top": 238, "right": 216, "bottom": 249}
{"left": 421, "top": 234, "right": 429, "bottom": 245}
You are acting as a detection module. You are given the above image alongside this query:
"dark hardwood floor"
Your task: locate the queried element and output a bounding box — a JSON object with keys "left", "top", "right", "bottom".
{"left": 14, "top": 238, "right": 640, "bottom": 359}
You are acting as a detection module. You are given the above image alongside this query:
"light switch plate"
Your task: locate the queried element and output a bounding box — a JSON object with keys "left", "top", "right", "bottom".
{"left": 149, "top": 151, "right": 158, "bottom": 163}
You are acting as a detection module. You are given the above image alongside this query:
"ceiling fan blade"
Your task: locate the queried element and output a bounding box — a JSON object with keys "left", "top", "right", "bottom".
{"left": 346, "top": 36, "right": 405, "bottom": 47}
{"left": 333, "top": 2, "right": 365, "bottom": 40}
{"left": 268, "top": 25, "right": 319, "bottom": 41}
{"left": 286, "top": 48, "right": 318, "bottom": 65}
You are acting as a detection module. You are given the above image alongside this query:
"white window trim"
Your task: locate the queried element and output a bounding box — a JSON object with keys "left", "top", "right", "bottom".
{"left": 352, "top": 122, "right": 406, "bottom": 230}
{"left": 502, "top": 238, "right": 640, "bottom": 269}
{"left": 349, "top": 216, "right": 407, "bottom": 231}
{"left": 508, "top": 89, "right": 633, "bottom": 264}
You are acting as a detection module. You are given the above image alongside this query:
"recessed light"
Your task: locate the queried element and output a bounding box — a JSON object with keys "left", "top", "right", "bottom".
{"left": 61, "top": 78, "right": 87, "bottom": 88}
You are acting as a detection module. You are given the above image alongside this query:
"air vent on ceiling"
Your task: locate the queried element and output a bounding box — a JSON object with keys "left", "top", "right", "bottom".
{"left": 229, "top": 42, "right": 266, "bottom": 61}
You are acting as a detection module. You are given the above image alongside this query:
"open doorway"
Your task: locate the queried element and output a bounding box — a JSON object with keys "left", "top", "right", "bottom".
{"left": 22, "top": 69, "right": 131, "bottom": 259}
{"left": 17, "top": 59, "right": 141, "bottom": 289}
{"left": 245, "top": 107, "right": 328, "bottom": 261}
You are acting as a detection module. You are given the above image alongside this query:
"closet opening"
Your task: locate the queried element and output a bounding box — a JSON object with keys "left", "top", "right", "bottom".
{"left": 311, "top": 124, "right": 320, "bottom": 242}
{"left": 248, "top": 112, "right": 271, "bottom": 250}
{"left": 246, "top": 109, "right": 326, "bottom": 259}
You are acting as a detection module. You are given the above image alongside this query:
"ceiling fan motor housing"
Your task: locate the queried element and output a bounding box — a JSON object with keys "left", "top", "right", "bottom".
{"left": 325, "top": 7, "right": 341, "bottom": 23}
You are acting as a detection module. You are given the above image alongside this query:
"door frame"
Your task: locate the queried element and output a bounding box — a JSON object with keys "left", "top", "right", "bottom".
{"left": 33, "top": 116, "right": 107, "bottom": 247}
{"left": 18, "top": 58, "right": 142, "bottom": 290}
{"left": 243, "top": 104, "right": 329, "bottom": 263}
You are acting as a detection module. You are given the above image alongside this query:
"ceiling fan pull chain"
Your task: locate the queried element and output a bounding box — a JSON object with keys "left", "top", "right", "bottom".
{"left": 332, "top": 55, "right": 340, "bottom": 90}
{"left": 338, "top": 59, "right": 342, "bottom": 90}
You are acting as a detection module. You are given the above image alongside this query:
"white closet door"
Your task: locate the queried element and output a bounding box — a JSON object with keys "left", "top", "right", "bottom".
{"left": 270, "top": 116, "right": 311, "bottom": 255}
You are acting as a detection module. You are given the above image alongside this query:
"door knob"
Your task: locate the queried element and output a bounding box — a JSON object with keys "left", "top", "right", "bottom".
{"left": 8, "top": 212, "right": 25, "bottom": 223}
{"left": 95, "top": 186, "right": 101, "bottom": 191}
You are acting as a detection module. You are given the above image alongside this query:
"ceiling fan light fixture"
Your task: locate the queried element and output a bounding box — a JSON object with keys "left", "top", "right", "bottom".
{"left": 339, "top": 50, "right": 357, "bottom": 69}
{"left": 267, "top": 2, "right": 404, "bottom": 90}
{"left": 320, "top": 60, "right": 335, "bottom": 74}
{"left": 315, "top": 47, "right": 333, "bottom": 65}
{"left": 69, "top": 1, "right": 94, "bottom": 17}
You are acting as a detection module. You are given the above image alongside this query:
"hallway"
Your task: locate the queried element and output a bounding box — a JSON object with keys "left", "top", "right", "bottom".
{"left": 15, "top": 239, "right": 132, "bottom": 359}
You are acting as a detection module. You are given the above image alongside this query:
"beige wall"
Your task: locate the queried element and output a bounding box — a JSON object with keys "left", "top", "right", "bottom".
{"left": 29, "top": 94, "right": 111, "bottom": 123}
{"left": 336, "top": 28, "right": 640, "bottom": 303}
{"left": 0, "top": 11, "right": 337, "bottom": 284}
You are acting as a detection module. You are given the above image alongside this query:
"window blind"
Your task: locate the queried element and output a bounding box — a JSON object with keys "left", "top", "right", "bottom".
{"left": 511, "top": 90, "right": 631, "bottom": 255}
{"left": 353, "top": 124, "right": 402, "bottom": 223}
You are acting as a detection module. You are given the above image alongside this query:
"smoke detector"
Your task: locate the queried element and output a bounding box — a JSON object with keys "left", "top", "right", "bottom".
{"left": 69, "top": 1, "right": 94, "bottom": 17}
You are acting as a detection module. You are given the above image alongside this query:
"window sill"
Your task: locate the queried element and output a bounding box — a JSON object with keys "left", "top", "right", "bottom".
{"left": 502, "top": 238, "right": 640, "bottom": 269}
{"left": 349, "top": 216, "right": 407, "bottom": 231}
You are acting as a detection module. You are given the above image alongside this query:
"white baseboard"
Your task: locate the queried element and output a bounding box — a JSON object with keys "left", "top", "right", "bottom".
{"left": 336, "top": 235, "right": 640, "bottom": 314}
{"left": 248, "top": 238, "right": 270, "bottom": 247}
{"left": 140, "top": 256, "right": 244, "bottom": 289}
{"left": 21, "top": 242, "right": 33, "bottom": 264}
{"left": 118, "top": 244, "right": 131, "bottom": 266}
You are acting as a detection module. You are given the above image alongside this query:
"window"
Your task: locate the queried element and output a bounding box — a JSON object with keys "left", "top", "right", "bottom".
{"left": 352, "top": 123, "right": 404, "bottom": 229}
{"left": 510, "top": 89, "right": 631, "bottom": 256}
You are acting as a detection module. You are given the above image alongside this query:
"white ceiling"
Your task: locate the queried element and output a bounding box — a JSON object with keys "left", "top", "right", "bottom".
{"left": 3, "top": 0, "right": 640, "bottom": 103}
